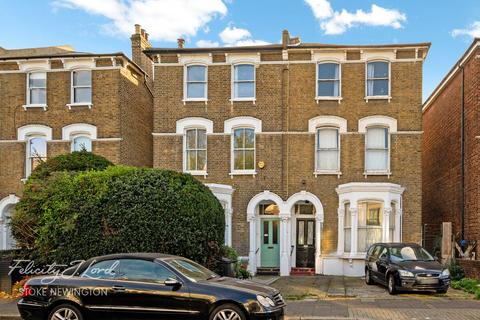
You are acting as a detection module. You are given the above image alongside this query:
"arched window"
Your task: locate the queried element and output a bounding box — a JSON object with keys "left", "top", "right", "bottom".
{"left": 366, "top": 61, "right": 390, "bottom": 97}
{"left": 72, "top": 136, "right": 92, "bottom": 152}
{"left": 317, "top": 62, "right": 340, "bottom": 98}
{"left": 62, "top": 124, "right": 97, "bottom": 153}
{"left": 185, "top": 65, "right": 207, "bottom": 100}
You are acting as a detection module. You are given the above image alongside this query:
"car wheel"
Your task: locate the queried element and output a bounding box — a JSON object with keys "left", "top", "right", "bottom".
{"left": 48, "top": 304, "right": 83, "bottom": 320}
{"left": 365, "top": 268, "right": 374, "bottom": 285}
{"left": 436, "top": 289, "right": 448, "bottom": 294}
{"left": 210, "top": 303, "right": 246, "bottom": 320}
{"left": 387, "top": 274, "right": 397, "bottom": 295}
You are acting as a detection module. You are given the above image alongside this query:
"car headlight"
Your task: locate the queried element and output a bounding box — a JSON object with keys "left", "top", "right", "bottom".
{"left": 442, "top": 269, "right": 450, "bottom": 277}
{"left": 398, "top": 270, "right": 414, "bottom": 277}
{"left": 257, "top": 295, "right": 275, "bottom": 308}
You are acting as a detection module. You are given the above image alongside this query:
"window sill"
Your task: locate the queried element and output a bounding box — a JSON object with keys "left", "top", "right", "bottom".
{"left": 314, "top": 171, "right": 342, "bottom": 178}
{"left": 182, "top": 99, "right": 208, "bottom": 105}
{"left": 185, "top": 170, "right": 208, "bottom": 177}
{"left": 315, "top": 97, "right": 342, "bottom": 104}
{"left": 364, "top": 171, "right": 392, "bottom": 177}
{"left": 66, "top": 103, "right": 93, "bottom": 110}
{"left": 365, "top": 96, "right": 391, "bottom": 103}
{"left": 22, "top": 104, "right": 47, "bottom": 111}
{"left": 229, "top": 170, "right": 257, "bottom": 177}
{"left": 229, "top": 98, "right": 256, "bottom": 105}
{"left": 20, "top": 178, "right": 28, "bottom": 184}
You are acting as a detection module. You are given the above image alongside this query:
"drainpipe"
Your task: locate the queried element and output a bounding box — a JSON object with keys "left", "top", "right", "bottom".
{"left": 460, "top": 66, "right": 465, "bottom": 241}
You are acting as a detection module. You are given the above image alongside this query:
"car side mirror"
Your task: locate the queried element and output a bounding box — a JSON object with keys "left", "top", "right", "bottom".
{"left": 164, "top": 278, "right": 181, "bottom": 287}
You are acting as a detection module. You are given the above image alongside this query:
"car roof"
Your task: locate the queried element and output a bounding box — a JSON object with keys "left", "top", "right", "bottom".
{"left": 372, "top": 243, "right": 421, "bottom": 248}
{"left": 87, "top": 252, "right": 180, "bottom": 262}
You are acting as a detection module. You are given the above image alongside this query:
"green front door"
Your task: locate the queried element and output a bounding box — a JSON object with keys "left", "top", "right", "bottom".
{"left": 261, "top": 219, "right": 280, "bottom": 268}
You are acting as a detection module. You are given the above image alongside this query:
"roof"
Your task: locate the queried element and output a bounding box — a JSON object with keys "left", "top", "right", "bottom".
{"left": 0, "top": 45, "right": 78, "bottom": 59}
{"left": 423, "top": 38, "right": 480, "bottom": 112}
{"left": 373, "top": 243, "right": 421, "bottom": 247}
{"left": 145, "top": 42, "right": 431, "bottom": 55}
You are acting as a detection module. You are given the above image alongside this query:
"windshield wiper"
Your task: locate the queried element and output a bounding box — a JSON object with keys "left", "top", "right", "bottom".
{"left": 206, "top": 275, "right": 218, "bottom": 280}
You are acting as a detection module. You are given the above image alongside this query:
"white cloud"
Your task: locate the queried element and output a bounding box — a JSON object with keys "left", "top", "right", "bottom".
{"left": 218, "top": 26, "right": 270, "bottom": 46}
{"left": 451, "top": 21, "right": 480, "bottom": 38}
{"left": 304, "top": 0, "right": 406, "bottom": 35}
{"left": 196, "top": 40, "right": 220, "bottom": 47}
{"left": 52, "top": 0, "right": 228, "bottom": 42}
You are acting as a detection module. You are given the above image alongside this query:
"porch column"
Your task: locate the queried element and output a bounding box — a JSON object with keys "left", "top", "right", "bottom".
{"left": 336, "top": 207, "right": 345, "bottom": 255}
{"left": 0, "top": 220, "right": 5, "bottom": 250}
{"left": 247, "top": 216, "right": 257, "bottom": 274}
{"left": 279, "top": 214, "right": 291, "bottom": 276}
{"left": 349, "top": 206, "right": 358, "bottom": 257}
{"left": 315, "top": 215, "right": 322, "bottom": 274}
{"left": 394, "top": 207, "right": 402, "bottom": 242}
{"left": 382, "top": 206, "right": 392, "bottom": 243}
{"left": 225, "top": 208, "right": 232, "bottom": 247}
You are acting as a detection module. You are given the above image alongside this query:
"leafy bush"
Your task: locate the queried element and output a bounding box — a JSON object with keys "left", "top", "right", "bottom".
{"left": 221, "top": 246, "right": 251, "bottom": 279}
{"left": 11, "top": 152, "right": 113, "bottom": 249}
{"left": 13, "top": 166, "right": 225, "bottom": 270}
{"left": 448, "top": 259, "right": 466, "bottom": 281}
{"left": 451, "top": 278, "right": 480, "bottom": 299}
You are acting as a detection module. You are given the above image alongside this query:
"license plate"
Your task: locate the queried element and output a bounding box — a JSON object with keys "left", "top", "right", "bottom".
{"left": 418, "top": 278, "right": 439, "bottom": 285}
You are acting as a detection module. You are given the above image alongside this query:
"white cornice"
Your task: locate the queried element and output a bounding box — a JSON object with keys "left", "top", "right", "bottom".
{"left": 336, "top": 182, "right": 405, "bottom": 195}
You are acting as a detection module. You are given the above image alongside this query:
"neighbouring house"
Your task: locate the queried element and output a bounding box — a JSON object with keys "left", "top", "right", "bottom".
{"left": 143, "top": 27, "right": 430, "bottom": 276}
{"left": 0, "top": 38, "right": 153, "bottom": 250}
{"left": 423, "top": 39, "right": 479, "bottom": 262}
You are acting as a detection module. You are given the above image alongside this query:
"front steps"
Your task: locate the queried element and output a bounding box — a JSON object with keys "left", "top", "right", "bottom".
{"left": 256, "top": 267, "right": 280, "bottom": 275}
{"left": 290, "top": 267, "right": 315, "bottom": 276}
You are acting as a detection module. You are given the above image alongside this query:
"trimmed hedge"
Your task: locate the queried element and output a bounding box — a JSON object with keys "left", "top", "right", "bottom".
{"left": 14, "top": 166, "right": 225, "bottom": 269}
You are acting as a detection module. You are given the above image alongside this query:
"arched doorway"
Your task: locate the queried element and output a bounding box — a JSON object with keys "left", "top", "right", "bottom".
{"left": 0, "top": 195, "right": 20, "bottom": 251}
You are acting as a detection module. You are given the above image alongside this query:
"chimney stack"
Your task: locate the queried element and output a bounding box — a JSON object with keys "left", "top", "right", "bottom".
{"left": 282, "top": 29, "right": 290, "bottom": 49}
{"left": 177, "top": 38, "right": 185, "bottom": 49}
{"left": 131, "top": 24, "right": 153, "bottom": 86}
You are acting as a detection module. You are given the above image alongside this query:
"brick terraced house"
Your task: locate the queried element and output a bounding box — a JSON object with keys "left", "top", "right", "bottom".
{"left": 423, "top": 39, "right": 479, "bottom": 260}
{"left": 143, "top": 27, "right": 430, "bottom": 276}
{"left": 0, "top": 38, "right": 153, "bottom": 250}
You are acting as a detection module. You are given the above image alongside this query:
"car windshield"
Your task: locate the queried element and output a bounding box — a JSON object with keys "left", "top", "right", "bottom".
{"left": 167, "top": 258, "right": 218, "bottom": 282}
{"left": 389, "top": 246, "right": 435, "bottom": 262}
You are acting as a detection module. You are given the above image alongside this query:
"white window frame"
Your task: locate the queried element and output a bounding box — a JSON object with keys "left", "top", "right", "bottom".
{"left": 71, "top": 135, "right": 93, "bottom": 152}
{"left": 315, "top": 61, "right": 342, "bottom": 103}
{"left": 231, "top": 63, "right": 256, "bottom": 103}
{"left": 183, "top": 63, "right": 208, "bottom": 103}
{"left": 183, "top": 127, "right": 208, "bottom": 176}
{"left": 230, "top": 126, "right": 256, "bottom": 176}
{"left": 26, "top": 136, "right": 47, "bottom": 178}
{"left": 315, "top": 126, "right": 341, "bottom": 176}
{"left": 365, "top": 60, "right": 391, "bottom": 102}
{"left": 25, "top": 71, "right": 47, "bottom": 110}
{"left": 364, "top": 126, "right": 391, "bottom": 176}
{"left": 68, "top": 69, "right": 92, "bottom": 108}
{"left": 62, "top": 123, "right": 97, "bottom": 152}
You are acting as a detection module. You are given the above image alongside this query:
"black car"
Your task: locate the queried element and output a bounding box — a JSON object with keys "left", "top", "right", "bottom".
{"left": 18, "top": 253, "right": 285, "bottom": 320}
{"left": 365, "top": 243, "right": 450, "bottom": 295}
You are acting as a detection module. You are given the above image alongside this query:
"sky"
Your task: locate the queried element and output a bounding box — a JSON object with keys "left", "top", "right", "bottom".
{"left": 0, "top": 0, "right": 479, "bottom": 100}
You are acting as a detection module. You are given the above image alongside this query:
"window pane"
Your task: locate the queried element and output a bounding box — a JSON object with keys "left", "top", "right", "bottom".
{"left": 234, "top": 82, "right": 254, "bottom": 98}
{"left": 367, "top": 207, "right": 381, "bottom": 226}
{"left": 244, "top": 150, "right": 254, "bottom": 169}
{"left": 186, "top": 130, "right": 196, "bottom": 149}
{"left": 30, "top": 138, "right": 47, "bottom": 157}
{"left": 235, "top": 64, "right": 254, "bottom": 81}
{"left": 298, "top": 221, "right": 305, "bottom": 245}
{"left": 187, "top": 83, "right": 206, "bottom": 98}
{"left": 344, "top": 228, "right": 351, "bottom": 252}
{"left": 233, "top": 150, "right": 244, "bottom": 170}
{"left": 186, "top": 150, "right": 196, "bottom": 170}
{"left": 74, "top": 87, "right": 91, "bottom": 103}
{"left": 30, "top": 88, "right": 46, "bottom": 104}
{"left": 318, "top": 63, "right": 339, "bottom": 79}
{"left": 272, "top": 220, "right": 278, "bottom": 245}
{"left": 197, "top": 150, "right": 207, "bottom": 171}
{"left": 366, "top": 128, "right": 387, "bottom": 148}
{"left": 197, "top": 129, "right": 207, "bottom": 149}
{"left": 29, "top": 73, "right": 46, "bottom": 88}
{"left": 307, "top": 221, "right": 314, "bottom": 245}
{"left": 318, "top": 81, "right": 339, "bottom": 97}
{"left": 81, "top": 260, "right": 119, "bottom": 279}
{"left": 187, "top": 66, "right": 206, "bottom": 82}
{"left": 368, "top": 79, "right": 389, "bottom": 96}
{"left": 73, "top": 70, "right": 91, "bottom": 86}
{"left": 318, "top": 129, "right": 338, "bottom": 149}
{"left": 344, "top": 203, "right": 351, "bottom": 227}
{"left": 233, "top": 129, "right": 244, "bottom": 148}
{"left": 366, "top": 150, "right": 388, "bottom": 171}
{"left": 368, "top": 62, "right": 388, "bottom": 78}
{"left": 244, "top": 129, "right": 255, "bottom": 148}
{"left": 263, "top": 221, "right": 269, "bottom": 244}
{"left": 73, "top": 136, "right": 92, "bottom": 152}
{"left": 119, "top": 259, "right": 174, "bottom": 283}
{"left": 317, "top": 150, "right": 339, "bottom": 171}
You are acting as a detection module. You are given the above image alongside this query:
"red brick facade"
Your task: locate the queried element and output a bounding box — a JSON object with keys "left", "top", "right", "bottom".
{"left": 423, "top": 39, "right": 480, "bottom": 258}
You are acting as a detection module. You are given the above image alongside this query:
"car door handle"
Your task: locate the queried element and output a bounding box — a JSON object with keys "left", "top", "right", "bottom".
{"left": 112, "top": 285, "right": 126, "bottom": 292}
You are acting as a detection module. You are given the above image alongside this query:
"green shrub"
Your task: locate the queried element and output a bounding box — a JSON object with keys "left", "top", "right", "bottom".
{"left": 13, "top": 166, "right": 225, "bottom": 270}
{"left": 451, "top": 278, "right": 480, "bottom": 299}
{"left": 448, "top": 259, "right": 466, "bottom": 281}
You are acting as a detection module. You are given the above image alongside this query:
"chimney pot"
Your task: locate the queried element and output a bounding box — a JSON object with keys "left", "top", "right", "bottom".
{"left": 134, "top": 24, "right": 141, "bottom": 34}
{"left": 145, "top": 33, "right": 149, "bottom": 41}
{"left": 141, "top": 29, "right": 146, "bottom": 37}
{"left": 177, "top": 38, "right": 185, "bottom": 48}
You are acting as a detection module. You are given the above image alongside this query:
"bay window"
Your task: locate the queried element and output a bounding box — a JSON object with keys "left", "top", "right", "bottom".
{"left": 344, "top": 202, "right": 351, "bottom": 253}
{"left": 317, "top": 62, "right": 340, "bottom": 98}
{"left": 232, "top": 128, "right": 255, "bottom": 172}
{"left": 184, "top": 128, "right": 207, "bottom": 173}
{"left": 365, "top": 127, "right": 389, "bottom": 173}
{"left": 233, "top": 64, "right": 255, "bottom": 100}
{"left": 366, "top": 61, "right": 389, "bottom": 97}
{"left": 185, "top": 65, "right": 207, "bottom": 100}
{"left": 315, "top": 127, "right": 340, "bottom": 172}
{"left": 357, "top": 202, "right": 383, "bottom": 253}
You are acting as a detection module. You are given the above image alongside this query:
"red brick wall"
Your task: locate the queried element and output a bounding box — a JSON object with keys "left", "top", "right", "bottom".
{"left": 459, "top": 259, "right": 480, "bottom": 279}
